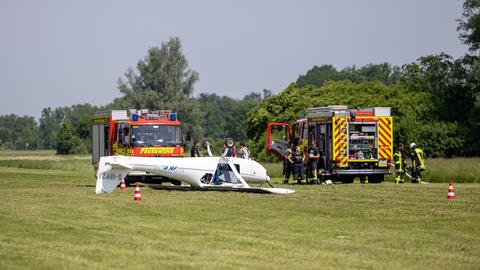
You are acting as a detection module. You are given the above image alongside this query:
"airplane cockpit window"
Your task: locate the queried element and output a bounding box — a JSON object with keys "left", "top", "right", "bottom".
{"left": 212, "top": 163, "right": 242, "bottom": 185}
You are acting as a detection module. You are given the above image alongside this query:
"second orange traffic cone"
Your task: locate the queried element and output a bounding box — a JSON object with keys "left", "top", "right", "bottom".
{"left": 133, "top": 182, "right": 142, "bottom": 201}
{"left": 448, "top": 181, "right": 455, "bottom": 200}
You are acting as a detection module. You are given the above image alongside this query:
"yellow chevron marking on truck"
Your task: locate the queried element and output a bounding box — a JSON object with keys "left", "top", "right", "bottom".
{"left": 377, "top": 117, "right": 393, "bottom": 161}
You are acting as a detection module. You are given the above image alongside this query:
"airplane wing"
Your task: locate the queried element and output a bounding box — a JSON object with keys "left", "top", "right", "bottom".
{"left": 146, "top": 184, "right": 295, "bottom": 194}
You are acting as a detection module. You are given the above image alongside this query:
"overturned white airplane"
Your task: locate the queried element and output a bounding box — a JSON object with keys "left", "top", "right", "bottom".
{"left": 95, "top": 156, "right": 295, "bottom": 195}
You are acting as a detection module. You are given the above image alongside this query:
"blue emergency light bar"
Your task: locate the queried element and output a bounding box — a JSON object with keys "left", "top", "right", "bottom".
{"left": 169, "top": 113, "right": 177, "bottom": 121}
{"left": 131, "top": 113, "right": 139, "bottom": 121}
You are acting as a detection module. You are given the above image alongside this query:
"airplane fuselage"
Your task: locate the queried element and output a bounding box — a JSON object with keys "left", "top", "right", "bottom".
{"left": 98, "top": 156, "right": 270, "bottom": 188}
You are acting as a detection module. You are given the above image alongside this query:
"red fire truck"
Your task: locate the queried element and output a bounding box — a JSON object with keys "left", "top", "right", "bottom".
{"left": 92, "top": 109, "right": 188, "bottom": 183}
{"left": 266, "top": 105, "right": 393, "bottom": 183}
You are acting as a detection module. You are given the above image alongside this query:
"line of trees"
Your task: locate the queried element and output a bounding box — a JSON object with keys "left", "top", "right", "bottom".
{"left": 0, "top": 114, "right": 38, "bottom": 150}
{"left": 0, "top": 94, "right": 266, "bottom": 154}
{"left": 0, "top": 104, "right": 100, "bottom": 154}
{"left": 247, "top": 52, "right": 478, "bottom": 158}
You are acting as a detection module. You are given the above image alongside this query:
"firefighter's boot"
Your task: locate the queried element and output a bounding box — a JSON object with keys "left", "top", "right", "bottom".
{"left": 395, "top": 175, "right": 404, "bottom": 184}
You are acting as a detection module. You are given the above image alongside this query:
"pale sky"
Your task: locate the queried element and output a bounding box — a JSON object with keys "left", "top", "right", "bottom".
{"left": 0, "top": 0, "right": 468, "bottom": 119}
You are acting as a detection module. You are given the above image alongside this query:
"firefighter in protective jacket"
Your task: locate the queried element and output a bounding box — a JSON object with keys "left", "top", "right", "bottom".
{"left": 283, "top": 144, "right": 293, "bottom": 184}
{"left": 410, "top": 142, "right": 426, "bottom": 183}
{"left": 292, "top": 145, "right": 305, "bottom": 184}
{"left": 393, "top": 143, "right": 406, "bottom": 184}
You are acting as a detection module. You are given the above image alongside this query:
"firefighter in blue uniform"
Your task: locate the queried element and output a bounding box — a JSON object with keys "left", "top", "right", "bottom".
{"left": 283, "top": 144, "right": 294, "bottom": 184}
{"left": 292, "top": 145, "right": 305, "bottom": 184}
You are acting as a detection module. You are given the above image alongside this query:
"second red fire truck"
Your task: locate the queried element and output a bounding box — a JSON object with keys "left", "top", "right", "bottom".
{"left": 266, "top": 105, "right": 393, "bottom": 183}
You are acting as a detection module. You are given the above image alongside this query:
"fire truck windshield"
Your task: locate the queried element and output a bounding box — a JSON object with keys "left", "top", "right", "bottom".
{"left": 132, "top": 125, "right": 183, "bottom": 146}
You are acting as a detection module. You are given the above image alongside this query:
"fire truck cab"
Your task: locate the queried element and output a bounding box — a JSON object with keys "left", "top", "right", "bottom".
{"left": 267, "top": 105, "right": 393, "bottom": 183}
{"left": 92, "top": 109, "right": 188, "bottom": 184}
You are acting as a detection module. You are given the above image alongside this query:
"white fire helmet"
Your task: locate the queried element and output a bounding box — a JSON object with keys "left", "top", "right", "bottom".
{"left": 410, "top": 143, "right": 416, "bottom": 149}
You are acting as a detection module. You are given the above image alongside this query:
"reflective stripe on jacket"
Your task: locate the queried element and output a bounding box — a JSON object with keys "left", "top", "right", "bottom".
{"left": 413, "top": 148, "right": 426, "bottom": 170}
{"left": 393, "top": 150, "right": 404, "bottom": 172}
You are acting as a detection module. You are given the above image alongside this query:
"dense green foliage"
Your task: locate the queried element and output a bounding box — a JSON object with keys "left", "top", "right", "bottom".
{"left": 39, "top": 107, "right": 65, "bottom": 149}
{"left": 246, "top": 81, "right": 464, "bottom": 159}
{"left": 400, "top": 54, "right": 480, "bottom": 156}
{"left": 1, "top": 106, "right": 96, "bottom": 153}
{"left": 401, "top": 53, "right": 477, "bottom": 123}
{"left": 248, "top": 1, "right": 480, "bottom": 160}
{"left": 114, "top": 37, "right": 203, "bottom": 137}
{"left": 458, "top": 0, "right": 480, "bottom": 52}
{"left": 248, "top": 49, "right": 480, "bottom": 159}
{"left": 55, "top": 120, "right": 86, "bottom": 155}
{"left": 0, "top": 114, "right": 38, "bottom": 150}
{"left": 296, "top": 63, "right": 401, "bottom": 87}
{"left": 39, "top": 104, "right": 99, "bottom": 153}
{"left": 197, "top": 93, "right": 262, "bottom": 142}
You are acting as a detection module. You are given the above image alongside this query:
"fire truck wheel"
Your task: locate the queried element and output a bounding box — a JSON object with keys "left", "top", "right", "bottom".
{"left": 368, "top": 174, "right": 384, "bottom": 183}
{"left": 341, "top": 176, "right": 355, "bottom": 184}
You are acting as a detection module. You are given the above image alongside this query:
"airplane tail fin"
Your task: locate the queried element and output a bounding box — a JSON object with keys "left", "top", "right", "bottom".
{"left": 95, "top": 156, "right": 132, "bottom": 194}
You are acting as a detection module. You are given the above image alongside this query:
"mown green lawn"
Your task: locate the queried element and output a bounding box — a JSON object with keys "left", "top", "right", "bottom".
{"left": 0, "top": 152, "right": 479, "bottom": 269}
{"left": 264, "top": 157, "right": 480, "bottom": 183}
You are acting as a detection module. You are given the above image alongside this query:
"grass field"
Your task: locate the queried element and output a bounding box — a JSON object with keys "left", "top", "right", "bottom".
{"left": 0, "top": 151, "right": 479, "bottom": 269}
{"left": 264, "top": 158, "right": 480, "bottom": 183}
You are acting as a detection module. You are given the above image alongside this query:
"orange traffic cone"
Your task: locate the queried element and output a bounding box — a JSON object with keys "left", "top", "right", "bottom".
{"left": 133, "top": 182, "right": 142, "bottom": 201}
{"left": 447, "top": 181, "right": 455, "bottom": 200}
{"left": 120, "top": 179, "right": 126, "bottom": 190}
